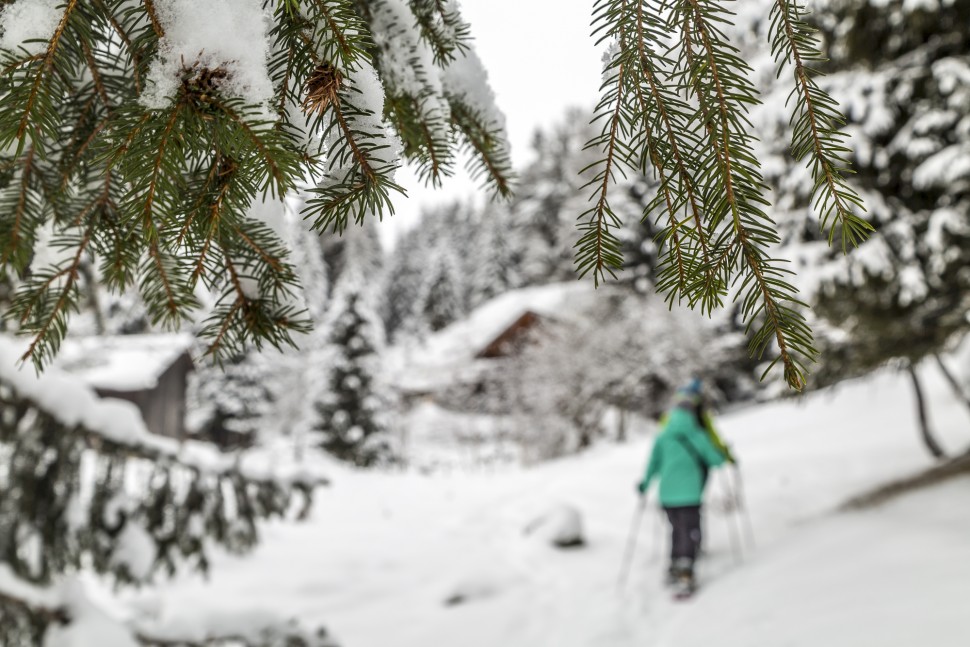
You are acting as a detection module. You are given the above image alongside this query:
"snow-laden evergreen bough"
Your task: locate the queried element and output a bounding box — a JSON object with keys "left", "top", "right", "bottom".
{"left": 0, "top": 0, "right": 512, "bottom": 371}
{"left": 0, "top": 338, "right": 331, "bottom": 646}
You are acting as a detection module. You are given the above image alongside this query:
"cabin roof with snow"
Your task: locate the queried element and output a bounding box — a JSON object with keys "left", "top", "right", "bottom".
{"left": 386, "top": 282, "right": 597, "bottom": 393}
{"left": 55, "top": 334, "right": 195, "bottom": 440}
{"left": 475, "top": 310, "right": 547, "bottom": 359}
{"left": 55, "top": 333, "right": 194, "bottom": 392}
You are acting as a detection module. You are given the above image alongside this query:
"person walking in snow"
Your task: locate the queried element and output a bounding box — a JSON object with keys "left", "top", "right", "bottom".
{"left": 637, "top": 379, "right": 731, "bottom": 595}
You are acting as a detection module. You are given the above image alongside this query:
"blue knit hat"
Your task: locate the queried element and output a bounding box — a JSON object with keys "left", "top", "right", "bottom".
{"left": 672, "top": 378, "right": 703, "bottom": 408}
{"left": 681, "top": 378, "right": 702, "bottom": 396}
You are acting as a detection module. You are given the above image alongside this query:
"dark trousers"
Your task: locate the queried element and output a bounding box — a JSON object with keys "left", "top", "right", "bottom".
{"left": 665, "top": 505, "right": 702, "bottom": 562}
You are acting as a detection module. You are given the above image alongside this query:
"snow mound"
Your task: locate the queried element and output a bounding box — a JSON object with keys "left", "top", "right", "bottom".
{"left": 523, "top": 503, "right": 585, "bottom": 549}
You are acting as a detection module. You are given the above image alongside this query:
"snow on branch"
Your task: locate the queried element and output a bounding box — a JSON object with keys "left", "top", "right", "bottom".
{"left": 0, "top": 569, "right": 335, "bottom": 647}
{"left": 0, "top": 334, "right": 324, "bottom": 592}
{"left": 133, "top": 609, "right": 339, "bottom": 647}
{"left": 0, "top": 335, "right": 323, "bottom": 487}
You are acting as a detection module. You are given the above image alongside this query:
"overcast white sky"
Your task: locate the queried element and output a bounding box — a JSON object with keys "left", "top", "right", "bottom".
{"left": 381, "top": 0, "right": 604, "bottom": 246}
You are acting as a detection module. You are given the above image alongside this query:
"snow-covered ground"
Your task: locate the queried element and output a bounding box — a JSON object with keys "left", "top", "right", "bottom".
{"left": 131, "top": 365, "right": 970, "bottom": 646}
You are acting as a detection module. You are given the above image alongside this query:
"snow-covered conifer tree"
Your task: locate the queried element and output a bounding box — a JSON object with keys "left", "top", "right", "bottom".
{"left": 311, "top": 272, "right": 395, "bottom": 466}
{"left": 384, "top": 201, "right": 468, "bottom": 338}
{"left": 511, "top": 111, "right": 604, "bottom": 285}
{"left": 188, "top": 349, "right": 275, "bottom": 446}
{"left": 465, "top": 206, "right": 521, "bottom": 309}
{"left": 319, "top": 218, "right": 385, "bottom": 295}
{"left": 734, "top": 0, "right": 970, "bottom": 380}
{"left": 414, "top": 246, "right": 465, "bottom": 333}
{"left": 382, "top": 225, "right": 428, "bottom": 341}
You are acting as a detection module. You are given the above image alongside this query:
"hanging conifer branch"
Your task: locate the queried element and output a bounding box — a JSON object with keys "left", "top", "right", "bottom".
{"left": 627, "top": 0, "right": 720, "bottom": 308}
{"left": 409, "top": 0, "right": 472, "bottom": 65}
{"left": 584, "top": 0, "right": 856, "bottom": 388}
{"left": 448, "top": 98, "right": 515, "bottom": 197}
{"left": 15, "top": 223, "right": 96, "bottom": 368}
{"left": 0, "top": 146, "right": 35, "bottom": 270}
{"left": 769, "top": 0, "right": 871, "bottom": 250}
{"left": 362, "top": 0, "right": 455, "bottom": 188}
{"left": 684, "top": 0, "right": 815, "bottom": 388}
{"left": 575, "top": 54, "right": 627, "bottom": 286}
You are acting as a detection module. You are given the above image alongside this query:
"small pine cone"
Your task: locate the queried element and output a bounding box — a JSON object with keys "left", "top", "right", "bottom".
{"left": 302, "top": 63, "right": 343, "bottom": 114}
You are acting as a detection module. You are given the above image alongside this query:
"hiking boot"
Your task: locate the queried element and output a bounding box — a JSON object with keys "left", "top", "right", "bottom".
{"left": 671, "top": 557, "right": 696, "bottom": 597}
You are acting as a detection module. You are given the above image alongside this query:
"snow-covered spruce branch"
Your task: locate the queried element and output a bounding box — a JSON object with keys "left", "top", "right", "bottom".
{"left": 134, "top": 628, "right": 337, "bottom": 647}
{"left": 409, "top": 0, "right": 473, "bottom": 65}
{"left": 0, "top": 0, "right": 510, "bottom": 369}
{"left": 362, "top": 0, "right": 455, "bottom": 188}
{"left": 0, "top": 338, "right": 324, "bottom": 487}
{"left": 446, "top": 95, "right": 515, "bottom": 198}
{"left": 0, "top": 571, "right": 69, "bottom": 627}
{"left": 0, "top": 572, "right": 335, "bottom": 647}
{"left": 0, "top": 381, "right": 316, "bottom": 584}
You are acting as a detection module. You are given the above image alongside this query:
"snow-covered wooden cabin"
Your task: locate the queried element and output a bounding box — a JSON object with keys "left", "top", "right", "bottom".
{"left": 386, "top": 282, "right": 594, "bottom": 406}
{"left": 56, "top": 334, "right": 194, "bottom": 440}
{"left": 475, "top": 310, "right": 547, "bottom": 359}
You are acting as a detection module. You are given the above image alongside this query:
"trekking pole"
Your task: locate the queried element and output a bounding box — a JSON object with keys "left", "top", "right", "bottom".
{"left": 721, "top": 471, "right": 743, "bottom": 564}
{"left": 617, "top": 496, "right": 647, "bottom": 592}
{"left": 650, "top": 503, "right": 662, "bottom": 563}
{"left": 732, "top": 464, "right": 756, "bottom": 551}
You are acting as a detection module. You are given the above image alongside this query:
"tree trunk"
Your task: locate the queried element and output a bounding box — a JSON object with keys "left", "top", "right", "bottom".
{"left": 79, "top": 260, "right": 105, "bottom": 335}
{"left": 906, "top": 362, "right": 947, "bottom": 459}
{"left": 933, "top": 353, "right": 970, "bottom": 413}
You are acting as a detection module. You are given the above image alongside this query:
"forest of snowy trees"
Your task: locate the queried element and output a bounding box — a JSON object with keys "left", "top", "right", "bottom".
{"left": 0, "top": 0, "right": 967, "bottom": 644}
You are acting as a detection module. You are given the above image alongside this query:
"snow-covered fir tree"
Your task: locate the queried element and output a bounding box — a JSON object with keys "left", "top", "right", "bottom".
{"left": 318, "top": 218, "right": 385, "bottom": 297}
{"left": 734, "top": 0, "right": 970, "bottom": 382}
{"left": 188, "top": 349, "right": 275, "bottom": 446}
{"left": 414, "top": 245, "right": 466, "bottom": 334}
{"left": 811, "top": 0, "right": 970, "bottom": 376}
{"left": 312, "top": 272, "right": 396, "bottom": 466}
{"left": 382, "top": 225, "right": 430, "bottom": 341}
{"left": 510, "top": 110, "right": 604, "bottom": 285}
{"left": 465, "top": 205, "right": 522, "bottom": 310}
{"left": 384, "top": 201, "right": 470, "bottom": 338}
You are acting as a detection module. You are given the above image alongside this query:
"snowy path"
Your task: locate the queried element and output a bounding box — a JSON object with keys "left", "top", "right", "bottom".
{"left": 136, "top": 368, "right": 970, "bottom": 646}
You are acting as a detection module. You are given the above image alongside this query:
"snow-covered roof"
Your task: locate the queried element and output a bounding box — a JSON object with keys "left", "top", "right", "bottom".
{"left": 386, "top": 282, "right": 598, "bottom": 392}
{"left": 55, "top": 333, "right": 195, "bottom": 392}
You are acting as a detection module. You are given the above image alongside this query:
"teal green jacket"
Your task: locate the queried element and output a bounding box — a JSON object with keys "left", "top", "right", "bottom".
{"left": 641, "top": 406, "right": 727, "bottom": 507}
